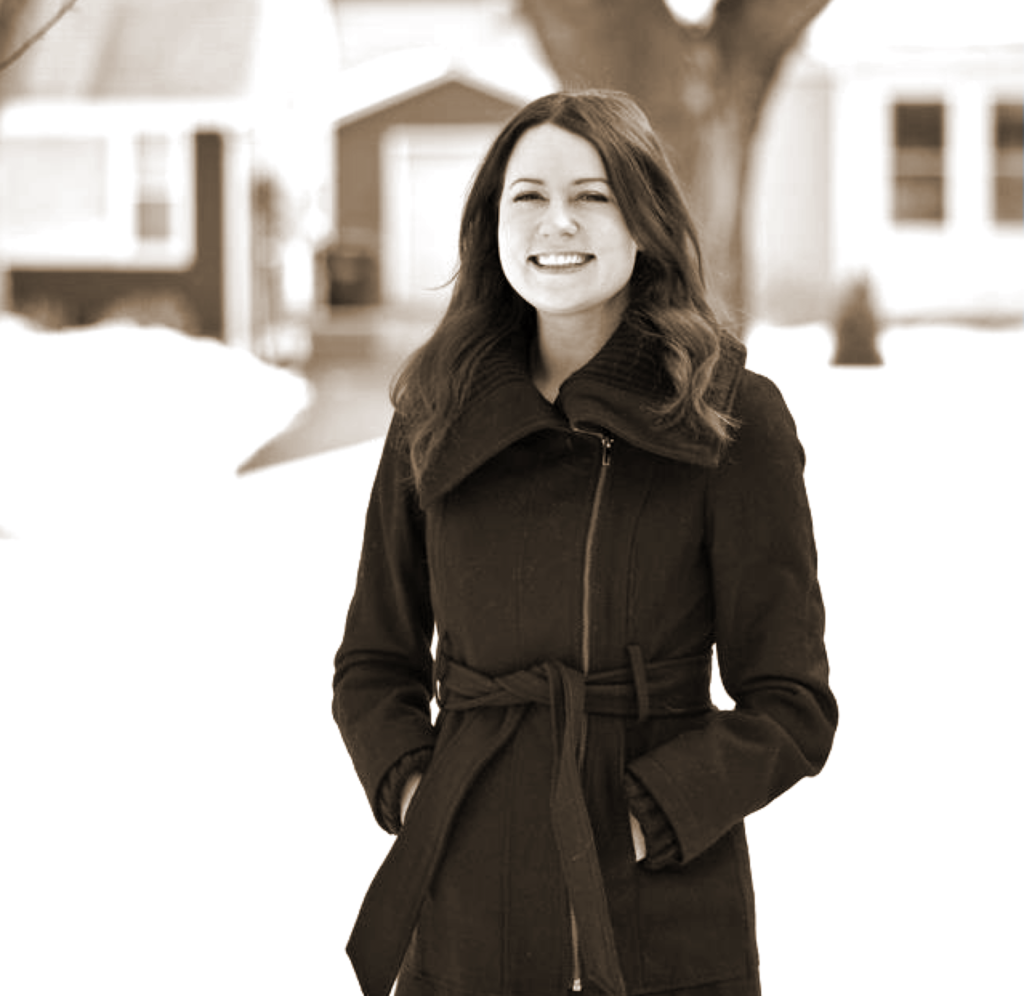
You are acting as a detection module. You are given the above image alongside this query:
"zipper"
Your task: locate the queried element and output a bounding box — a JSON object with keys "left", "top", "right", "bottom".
{"left": 578, "top": 428, "right": 612, "bottom": 682}
{"left": 568, "top": 425, "right": 614, "bottom": 992}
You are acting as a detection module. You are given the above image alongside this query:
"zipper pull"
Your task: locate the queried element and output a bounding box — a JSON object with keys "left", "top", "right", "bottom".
{"left": 571, "top": 424, "right": 614, "bottom": 466}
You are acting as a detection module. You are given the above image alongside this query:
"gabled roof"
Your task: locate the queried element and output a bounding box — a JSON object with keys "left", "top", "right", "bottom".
{"left": 334, "top": 46, "right": 556, "bottom": 127}
{"left": 2, "top": 0, "right": 260, "bottom": 100}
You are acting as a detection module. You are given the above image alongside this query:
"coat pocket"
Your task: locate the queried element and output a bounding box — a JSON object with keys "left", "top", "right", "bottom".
{"left": 633, "top": 823, "right": 757, "bottom": 990}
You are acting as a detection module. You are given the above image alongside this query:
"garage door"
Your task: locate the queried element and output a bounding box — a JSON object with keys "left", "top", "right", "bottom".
{"left": 381, "top": 124, "right": 500, "bottom": 308}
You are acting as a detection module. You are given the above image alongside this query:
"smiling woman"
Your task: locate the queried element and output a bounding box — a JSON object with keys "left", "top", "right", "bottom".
{"left": 332, "top": 90, "right": 837, "bottom": 996}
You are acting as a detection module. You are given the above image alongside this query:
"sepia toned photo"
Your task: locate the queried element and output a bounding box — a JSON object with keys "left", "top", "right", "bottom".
{"left": 2, "top": 2, "right": 1021, "bottom": 994}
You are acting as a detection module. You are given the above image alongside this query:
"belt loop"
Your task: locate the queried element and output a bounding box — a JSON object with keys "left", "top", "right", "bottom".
{"left": 627, "top": 644, "right": 650, "bottom": 724}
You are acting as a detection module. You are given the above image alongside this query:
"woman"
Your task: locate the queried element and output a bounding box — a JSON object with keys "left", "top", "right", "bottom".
{"left": 333, "top": 90, "right": 838, "bottom": 996}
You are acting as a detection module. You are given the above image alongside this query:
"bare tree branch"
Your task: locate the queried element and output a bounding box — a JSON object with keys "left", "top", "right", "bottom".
{"left": 0, "top": 0, "right": 79, "bottom": 75}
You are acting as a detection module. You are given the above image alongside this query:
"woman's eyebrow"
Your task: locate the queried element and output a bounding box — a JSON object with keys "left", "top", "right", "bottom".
{"left": 508, "top": 177, "right": 611, "bottom": 187}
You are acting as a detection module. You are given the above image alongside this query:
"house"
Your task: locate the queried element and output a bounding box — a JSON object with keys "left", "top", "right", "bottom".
{"left": 0, "top": 0, "right": 340, "bottom": 356}
{"left": 751, "top": 40, "right": 1024, "bottom": 324}
{"left": 825, "top": 44, "right": 1023, "bottom": 322}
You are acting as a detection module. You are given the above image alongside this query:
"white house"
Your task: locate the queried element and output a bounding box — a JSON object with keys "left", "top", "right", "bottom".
{"left": 0, "top": 0, "right": 340, "bottom": 355}
{"left": 827, "top": 44, "right": 1023, "bottom": 322}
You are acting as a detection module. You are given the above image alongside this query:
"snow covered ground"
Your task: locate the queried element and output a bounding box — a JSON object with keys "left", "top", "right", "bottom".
{"left": 1, "top": 315, "right": 1022, "bottom": 994}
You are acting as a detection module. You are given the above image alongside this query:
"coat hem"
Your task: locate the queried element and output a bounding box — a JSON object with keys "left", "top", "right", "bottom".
{"left": 395, "top": 966, "right": 760, "bottom": 996}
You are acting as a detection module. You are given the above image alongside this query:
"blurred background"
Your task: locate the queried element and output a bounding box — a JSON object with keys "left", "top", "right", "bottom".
{"left": 1, "top": 1, "right": 1022, "bottom": 994}
{"left": 2, "top": 0, "right": 1021, "bottom": 352}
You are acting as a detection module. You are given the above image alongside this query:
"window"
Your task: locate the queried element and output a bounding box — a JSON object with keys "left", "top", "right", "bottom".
{"left": 135, "top": 134, "right": 174, "bottom": 242}
{"left": 0, "top": 114, "right": 193, "bottom": 265}
{"left": 892, "top": 102, "right": 945, "bottom": 223}
{"left": 993, "top": 102, "right": 1023, "bottom": 224}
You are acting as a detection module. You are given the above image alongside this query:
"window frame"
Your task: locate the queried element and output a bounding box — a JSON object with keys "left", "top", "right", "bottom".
{"left": 890, "top": 100, "right": 947, "bottom": 225}
{"left": 992, "top": 100, "right": 1023, "bottom": 226}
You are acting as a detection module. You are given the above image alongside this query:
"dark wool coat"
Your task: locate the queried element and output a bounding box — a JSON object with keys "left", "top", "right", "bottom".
{"left": 333, "top": 321, "right": 838, "bottom": 996}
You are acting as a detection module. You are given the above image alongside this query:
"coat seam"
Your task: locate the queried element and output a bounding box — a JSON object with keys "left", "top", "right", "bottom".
{"left": 500, "top": 733, "right": 516, "bottom": 993}
{"left": 625, "top": 459, "right": 658, "bottom": 644}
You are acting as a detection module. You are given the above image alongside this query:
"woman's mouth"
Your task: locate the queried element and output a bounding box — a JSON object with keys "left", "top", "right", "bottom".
{"left": 529, "top": 253, "right": 593, "bottom": 270}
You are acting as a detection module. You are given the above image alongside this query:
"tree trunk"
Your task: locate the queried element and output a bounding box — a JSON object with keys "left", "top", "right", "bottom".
{"left": 519, "top": 0, "right": 832, "bottom": 331}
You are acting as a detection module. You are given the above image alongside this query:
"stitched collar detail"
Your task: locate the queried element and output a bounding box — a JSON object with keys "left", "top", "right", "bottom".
{"left": 418, "top": 319, "right": 747, "bottom": 505}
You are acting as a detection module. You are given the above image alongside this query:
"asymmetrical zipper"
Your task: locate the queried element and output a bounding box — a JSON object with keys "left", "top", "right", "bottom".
{"left": 568, "top": 425, "right": 614, "bottom": 992}
{"left": 579, "top": 428, "right": 612, "bottom": 682}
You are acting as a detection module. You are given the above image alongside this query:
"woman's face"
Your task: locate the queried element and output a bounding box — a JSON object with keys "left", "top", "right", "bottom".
{"left": 497, "top": 123, "right": 638, "bottom": 333}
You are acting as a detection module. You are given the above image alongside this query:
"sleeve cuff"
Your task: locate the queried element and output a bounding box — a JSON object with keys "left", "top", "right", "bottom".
{"left": 625, "top": 771, "right": 683, "bottom": 869}
{"left": 377, "top": 746, "right": 434, "bottom": 834}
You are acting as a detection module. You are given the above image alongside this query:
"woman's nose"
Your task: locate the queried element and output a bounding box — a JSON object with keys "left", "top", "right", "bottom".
{"left": 539, "top": 199, "right": 578, "bottom": 236}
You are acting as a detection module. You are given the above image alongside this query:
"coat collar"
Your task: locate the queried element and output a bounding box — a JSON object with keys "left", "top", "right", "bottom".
{"left": 418, "top": 318, "right": 747, "bottom": 506}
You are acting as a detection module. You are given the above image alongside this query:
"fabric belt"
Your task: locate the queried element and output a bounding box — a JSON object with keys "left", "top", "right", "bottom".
{"left": 346, "top": 646, "right": 712, "bottom": 996}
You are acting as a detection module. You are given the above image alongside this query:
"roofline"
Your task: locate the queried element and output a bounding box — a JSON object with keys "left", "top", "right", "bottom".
{"left": 823, "top": 40, "right": 1024, "bottom": 71}
{"left": 332, "top": 48, "right": 553, "bottom": 128}
{"left": 0, "top": 97, "right": 258, "bottom": 133}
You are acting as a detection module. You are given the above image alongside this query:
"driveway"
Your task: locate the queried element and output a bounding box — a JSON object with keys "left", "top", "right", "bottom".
{"left": 241, "top": 306, "right": 436, "bottom": 472}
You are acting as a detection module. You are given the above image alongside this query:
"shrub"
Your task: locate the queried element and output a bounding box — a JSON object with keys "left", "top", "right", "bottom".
{"left": 831, "top": 277, "right": 883, "bottom": 366}
{"left": 97, "top": 290, "right": 201, "bottom": 335}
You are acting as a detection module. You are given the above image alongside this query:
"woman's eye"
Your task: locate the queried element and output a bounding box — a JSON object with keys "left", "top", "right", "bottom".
{"left": 578, "top": 191, "right": 610, "bottom": 203}
{"left": 512, "top": 191, "right": 544, "bottom": 203}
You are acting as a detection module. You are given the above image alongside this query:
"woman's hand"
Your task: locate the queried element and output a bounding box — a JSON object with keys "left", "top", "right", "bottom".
{"left": 399, "top": 771, "right": 423, "bottom": 827}
{"left": 629, "top": 810, "right": 647, "bottom": 863}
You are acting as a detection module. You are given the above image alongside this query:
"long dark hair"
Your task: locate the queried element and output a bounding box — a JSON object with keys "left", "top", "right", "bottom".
{"left": 392, "top": 89, "right": 736, "bottom": 491}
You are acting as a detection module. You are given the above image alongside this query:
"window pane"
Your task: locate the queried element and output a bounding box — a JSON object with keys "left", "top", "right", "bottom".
{"left": 136, "top": 134, "right": 171, "bottom": 186}
{"left": 995, "top": 102, "right": 1024, "bottom": 151}
{"left": 993, "top": 103, "right": 1023, "bottom": 224}
{"left": 136, "top": 201, "right": 172, "bottom": 240}
{"left": 895, "top": 177, "right": 945, "bottom": 222}
{"left": 895, "top": 103, "right": 944, "bottom": 149}
{"left": 995, "top": 178, "right": 1023, "bottom": 223}
{"left": 896, "top": 147, "right": 944, "bottom": 178}
{"left": 134, "top": 134, "right": 175, "bottom": 242}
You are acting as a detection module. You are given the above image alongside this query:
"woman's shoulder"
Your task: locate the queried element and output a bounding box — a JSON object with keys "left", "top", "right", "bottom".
{"left": 732, "top": 368, "right": 796, "bottom": 426}
{"left": 722, "top": 369, "right": 804, "bottom": 467}
{"left": 368, "top": 415, "right": 423, "bottom": 506}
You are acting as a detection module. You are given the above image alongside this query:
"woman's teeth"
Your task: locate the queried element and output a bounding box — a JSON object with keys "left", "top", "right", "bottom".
{"left": 531, "top": 253, "right": 590, "bottom": 268}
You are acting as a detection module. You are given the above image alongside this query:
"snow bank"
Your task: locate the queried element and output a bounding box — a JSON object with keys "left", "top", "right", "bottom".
{"left": 0, "top": 315, "right": 311, "bottom": 538}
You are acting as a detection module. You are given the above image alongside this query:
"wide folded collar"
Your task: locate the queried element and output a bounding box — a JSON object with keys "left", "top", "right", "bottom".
{"left": 418, "top": 319, "right": 747, "bottom": 506}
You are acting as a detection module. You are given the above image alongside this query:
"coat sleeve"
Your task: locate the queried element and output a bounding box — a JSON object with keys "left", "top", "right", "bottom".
{"left": 332, "top": 418, "right": 437, "bottom": 832}
{"left": 626, "top": 371, "right": 838, "bottom": 864}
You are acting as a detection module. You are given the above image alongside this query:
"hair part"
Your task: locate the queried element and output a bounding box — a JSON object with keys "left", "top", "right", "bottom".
{"left": 391, "top": 89, "right": 737, "bottom": 492}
